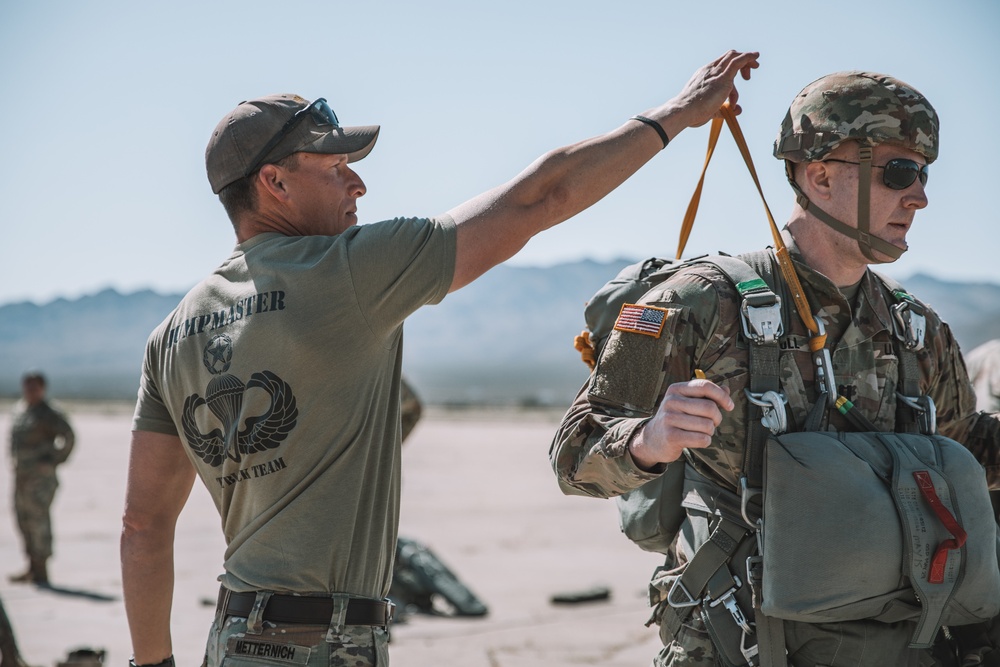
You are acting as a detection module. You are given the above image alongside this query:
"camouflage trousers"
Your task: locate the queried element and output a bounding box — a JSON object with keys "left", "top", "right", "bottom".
{"left": 13, "top": 466, "right": 58, "bottom": 561}
{"left": 653, "top": 616, "right": 715, "bottom": 666}
{"left": 204, "top": 609, "right": 390, "bottom": 667}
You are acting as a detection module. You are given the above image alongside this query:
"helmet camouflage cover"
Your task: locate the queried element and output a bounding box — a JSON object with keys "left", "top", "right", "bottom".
{"left": 774, "top": 71, "right": 939, "bottom": 164}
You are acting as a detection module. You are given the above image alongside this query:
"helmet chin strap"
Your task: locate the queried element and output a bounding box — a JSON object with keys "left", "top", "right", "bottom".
{"left": 785, "top": 148, "right": 905, "bottom": 264}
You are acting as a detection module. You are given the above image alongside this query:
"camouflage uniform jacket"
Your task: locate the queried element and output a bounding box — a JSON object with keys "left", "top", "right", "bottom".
{"left": 550, "top": 230, "right": 1000, "bottom": 499}
{"left": 10, "top": 399, "right": 75, "bottom": 470}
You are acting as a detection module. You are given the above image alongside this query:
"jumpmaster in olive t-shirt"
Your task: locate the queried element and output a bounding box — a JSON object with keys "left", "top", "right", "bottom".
{"left": 132, "top": 216, "right": 456, "bottom": 598}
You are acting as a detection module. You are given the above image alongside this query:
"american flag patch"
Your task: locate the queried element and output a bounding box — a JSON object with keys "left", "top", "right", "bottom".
{"left": 614, "top": 304, "right": 668, "bottom": 337}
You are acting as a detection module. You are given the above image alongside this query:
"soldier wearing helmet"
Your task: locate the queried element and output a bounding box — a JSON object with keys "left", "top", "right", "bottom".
{"left": 551, "top": 71, "right": 1000, "bottom": 665}
{"left": 776, "top": 72, "right": 938, "bottom": 268}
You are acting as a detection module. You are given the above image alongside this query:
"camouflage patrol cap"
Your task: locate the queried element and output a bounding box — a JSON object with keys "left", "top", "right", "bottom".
{"left": 774, "top": 71, "right": 939, "bottom": 164}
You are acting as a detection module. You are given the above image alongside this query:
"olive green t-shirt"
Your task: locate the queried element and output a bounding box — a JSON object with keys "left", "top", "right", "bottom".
{"left": 132, "top": 216, "right": 456, "bottom": 597}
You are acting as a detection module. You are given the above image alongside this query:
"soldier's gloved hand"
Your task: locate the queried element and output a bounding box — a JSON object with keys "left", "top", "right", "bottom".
{"left": 628, "top": 378, "right": 734, "bottom": 471}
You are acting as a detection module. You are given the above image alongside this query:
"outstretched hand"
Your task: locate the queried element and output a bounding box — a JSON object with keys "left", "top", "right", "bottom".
{"left": 663, "top": 50, "right": 760, "bottom": 133}
{"left": 445, "top": 49, "right": 760, "bottom": 294}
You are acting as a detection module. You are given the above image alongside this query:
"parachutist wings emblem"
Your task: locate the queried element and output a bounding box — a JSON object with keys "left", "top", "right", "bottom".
{"left": 183, "top": 336, "right": 298, "bottom": 467}
{"left": 238, "top": 371, "right": 299, "bottom": 456}
{"left": 182, "top": 394, "right": 226, "bottom": 467}
{"left": 182, "top": 370, "right": 298, "bottom": 467}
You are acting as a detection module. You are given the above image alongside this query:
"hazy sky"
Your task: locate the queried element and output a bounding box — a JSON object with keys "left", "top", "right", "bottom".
{"left": 2, "top": 0, "right": 998, "bottom": 306}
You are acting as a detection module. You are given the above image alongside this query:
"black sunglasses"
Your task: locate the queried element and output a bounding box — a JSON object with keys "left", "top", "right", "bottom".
{"left": 244, "top": 98, "right": 340, "bottom": 177}
{"left": 823, "top": 157, "right": 929, "bottom": 190}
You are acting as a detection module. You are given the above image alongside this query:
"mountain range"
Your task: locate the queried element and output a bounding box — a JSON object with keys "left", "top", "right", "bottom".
{"left": 2, "top": 259, "right": 999, "bottom": 406}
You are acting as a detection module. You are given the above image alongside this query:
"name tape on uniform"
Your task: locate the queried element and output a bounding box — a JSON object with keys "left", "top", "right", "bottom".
{"left": 226, "top": 637, "right": 312, "bottom": 665}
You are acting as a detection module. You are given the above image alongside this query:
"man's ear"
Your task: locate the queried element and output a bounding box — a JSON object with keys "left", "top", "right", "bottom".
{"left": 256, "top": 164, "right": 291, "bottom": 202}
{"left": 800, "top": 160, "right": 835, "bottom": 202}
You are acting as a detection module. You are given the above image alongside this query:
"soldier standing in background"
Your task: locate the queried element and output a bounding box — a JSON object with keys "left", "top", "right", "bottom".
{"left": 967, "top": 339, "right": 1000, "bottom": 413}
{"left": 8, "top": 371, "right": 75, "bottom": 585}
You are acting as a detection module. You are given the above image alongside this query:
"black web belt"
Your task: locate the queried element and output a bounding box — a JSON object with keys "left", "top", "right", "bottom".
{"left": 218, "top": 587, "right": 394, "bottom": 626}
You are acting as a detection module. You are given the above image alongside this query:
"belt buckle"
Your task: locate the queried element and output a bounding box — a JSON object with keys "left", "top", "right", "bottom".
{"left": 217, "top": 586, "right": 234, "bottom": 623}
{"left": 383, "top": 598, "right": 396, "bottom": 626}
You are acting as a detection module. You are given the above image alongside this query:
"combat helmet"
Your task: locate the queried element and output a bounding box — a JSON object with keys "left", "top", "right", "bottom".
{"left": 774, "top": 71, "right": 939, "bottom": 263}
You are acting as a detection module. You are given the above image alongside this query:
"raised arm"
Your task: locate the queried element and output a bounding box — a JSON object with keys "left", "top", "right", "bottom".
{"left": 121, "top": 430, "right": 197, "bottom": 665}
{"left": 446, "top": 50, "right": 759, "bottom": 292}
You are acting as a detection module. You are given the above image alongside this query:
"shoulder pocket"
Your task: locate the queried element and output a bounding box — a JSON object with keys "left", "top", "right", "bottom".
{"left": 588, "top": 305, "right": 687, "bottom": 415}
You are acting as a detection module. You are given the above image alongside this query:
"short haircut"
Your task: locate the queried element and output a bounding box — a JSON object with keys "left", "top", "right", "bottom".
{"left": 217, "top": 153, "right": 301, "bottom": 225}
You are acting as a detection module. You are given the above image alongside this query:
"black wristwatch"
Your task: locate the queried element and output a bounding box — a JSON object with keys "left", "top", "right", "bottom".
{"left": 129, "top": 656, "right": 175, "bottom": 667}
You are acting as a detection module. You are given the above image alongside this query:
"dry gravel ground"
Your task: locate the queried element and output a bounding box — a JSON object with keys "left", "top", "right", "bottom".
{"left": 0, "top": 402, "right": 665, "bottom": 667}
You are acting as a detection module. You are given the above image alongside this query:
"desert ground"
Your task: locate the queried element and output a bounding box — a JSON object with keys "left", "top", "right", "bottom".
{"left": 0, "top": 401, "right": 667, "bottom": 667}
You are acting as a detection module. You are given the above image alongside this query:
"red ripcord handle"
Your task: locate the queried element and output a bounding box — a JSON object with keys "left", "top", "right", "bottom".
{"left": 913, "top": 470, "right": 968, "bottom": 585}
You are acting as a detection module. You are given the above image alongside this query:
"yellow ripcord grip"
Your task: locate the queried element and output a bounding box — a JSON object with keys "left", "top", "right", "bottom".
{"left": 677, "top": 102, "right": 827, "bottom": 352}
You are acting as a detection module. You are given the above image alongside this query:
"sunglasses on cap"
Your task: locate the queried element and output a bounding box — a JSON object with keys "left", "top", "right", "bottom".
{"left": 244, "top": 98, "right": 340, "bottom": 177}
{"left": 823, "top": 157, "right": 929, "bottom": 191}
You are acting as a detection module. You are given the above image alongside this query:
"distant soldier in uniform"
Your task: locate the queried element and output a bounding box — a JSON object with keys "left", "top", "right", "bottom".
{"left": 8, "top": 371, "right": 75, "bottom": 585}
{"left": 967, "top": 339, "right": 1000, "bottom": 413}
{"left": 551, "top": 72, "right": 1000, "bottom": 665}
